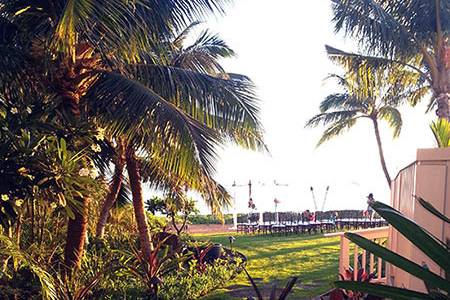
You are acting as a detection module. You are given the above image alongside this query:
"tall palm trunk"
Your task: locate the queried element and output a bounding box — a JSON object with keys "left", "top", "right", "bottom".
{"left": 435, "top": 57, "right": 450, "bottom": 120}
{"left": 433, "top": 6, "right": 450, "bottom": 120}
{"left": 64, "top": 196, "right": 90, "bottom": 272}
{"left": 372, "top": 118, "right": 391, "bottom": 188}
{"left": 126, "top": 146, "right": 153, "bottom": 260}
{"left": 96, "top": 139, "right": 126, "bottom": 238}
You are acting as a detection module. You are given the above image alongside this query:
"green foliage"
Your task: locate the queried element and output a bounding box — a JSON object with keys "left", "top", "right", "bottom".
{"left": 159, "top": 259, "right": 239, "bottom": 300}
{"left": 145, "top": 194, "right": 199, "bottom": 234}
{"left": 0, "top": 234, "right": 57, "bottom": 300}
{"left": 146, "top": 194, "right": 199, "bottom": 218}
{"left": 327, "top": 0, "right": 449, "bottom": 117}
{"left": 146, "top": 196, "right": 167, "bottom": 214}
{"left": 431, "top": 118, "right": 450, "bottom": 148}
{"left": 54, "top": 243, "right": 125, "bottom": 300}
{"left": 0, "top": 0, "right": 264, "bottom": 298}
{"left": 335, "top": 200, "right": 450, "bottom": 299}
{"left": 306, "top": 64, "right": 415, "bottom": 146}
{"left": 0, "top": 84, "right": 103, "bottom": 227}
{"left": 147, "top": 213, "right": 169, "bottom": 233}
{"left": 243, "top": 266, "right": 297, "bottom": 300}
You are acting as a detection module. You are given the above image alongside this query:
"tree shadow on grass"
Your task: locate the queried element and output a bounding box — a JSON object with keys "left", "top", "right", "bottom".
{"left": 244, "top": 240, "right": 340, "bottom": 260}
{"left": 204, "top": 260, "right": 338, "bottom": 300}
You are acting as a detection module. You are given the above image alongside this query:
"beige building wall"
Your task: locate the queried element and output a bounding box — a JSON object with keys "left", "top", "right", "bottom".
{"left": 388, "top": 148, "right": 450, "bottom": 292}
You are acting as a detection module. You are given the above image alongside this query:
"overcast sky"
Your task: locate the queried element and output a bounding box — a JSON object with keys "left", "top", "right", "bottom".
{"left": 189, "top": 0, "right": 436, "bottom": 214}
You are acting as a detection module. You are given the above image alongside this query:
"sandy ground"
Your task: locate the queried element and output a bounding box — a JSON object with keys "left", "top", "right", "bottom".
{"left": 184, "top": 224, "right": 236, "bottom": 234}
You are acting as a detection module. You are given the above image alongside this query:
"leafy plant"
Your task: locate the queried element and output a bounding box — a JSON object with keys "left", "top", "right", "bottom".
{"left": 125, "top": 238, "right": 187, "bottom": 298}
{"left": 194, "top": 244, "right": 214, "bottom": 272}
{"left": 244, "top": 267, "right": 298, "bottom": 300}
{"left": 335, "top": 199, "right": 450, "bottom": 299}
{"left": 0, "top": 234, "right": 57, "bottom": 300}
{"left": 431, "top": 118, "right": 450, "bottom": 148}
{"left": 146, "top": 194, "right": 199, "bottom": 235}
{"left": 159, "top": 259, "right": 238, "bottom": 300}
{"left": 54, "top": 242, "right": 126, "bottom": 300}
{"left": 327, "top": 268, "right": 380, "bottom": 300}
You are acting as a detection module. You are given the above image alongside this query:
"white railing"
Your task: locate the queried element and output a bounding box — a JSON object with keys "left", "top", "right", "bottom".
{"left": 327, "top": 226, "right": 389, "bottom": 282}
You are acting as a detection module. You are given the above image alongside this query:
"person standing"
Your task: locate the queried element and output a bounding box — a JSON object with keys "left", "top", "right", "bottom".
{"left": 366, "top": 193, "right": 375, "bottom": 222}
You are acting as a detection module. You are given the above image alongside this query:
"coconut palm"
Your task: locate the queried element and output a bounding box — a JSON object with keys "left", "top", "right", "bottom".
{"left": 328, "top": 0, "right": 450, "bottom": 120}
{"left": 95, "top": 22, "right": 264, "bottom": 241}
{"left": 0, "top": 0, "right": 263, "bottom": 271}
{"left": 306, "top": 65, "right": 426, "bottom": 187}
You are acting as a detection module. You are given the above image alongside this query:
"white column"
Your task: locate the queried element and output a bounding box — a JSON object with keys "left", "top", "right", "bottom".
{"left": 230, "top": 186, "right": 238, "bottom": 229}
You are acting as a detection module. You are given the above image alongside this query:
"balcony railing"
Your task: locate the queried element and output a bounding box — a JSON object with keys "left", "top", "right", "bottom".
{"left": 327, "top": 226, "right": 389, "bottom": 282}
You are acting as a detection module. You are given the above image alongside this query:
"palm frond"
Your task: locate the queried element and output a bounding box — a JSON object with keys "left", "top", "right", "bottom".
{"left": 115, "top": 179, "right": 131, "bottom": 208}
{"left": 124, "top": 65, "right": 261, "bottom": 132}
{"left": 0, "top": 234, "right": 57, "bottom": 300}
{"left": 331, "top": 0, "right": 417, "bottom": 58}
{"left": 171, "top": 29, "right": 235, "bottom": 74}
{"left": 52, "top": 0, "right": 94, "bottom": 58}
{"left": 402, "top": 85, "right": 431, "bottom": 107}
{"left": 325, "top": 45, "right": 429, "bottom": 84}
{"left": 172, "top": 21, "right": 202, "bottom": 49}
{"left": 15, "top": 0, "right": 233, "bottom": 61}
{"left": 140, "top": 153, "right": 231, "bottom": 218}
{"left": 317, "top": 118, "right": 358, "bottom": 146}
{"left": 306, "top": 110, "right": 360, "bottom": 128}
{"left": 378, "top": 106, "right": 402, "bottom": 138}
{"left": 86, "top": 71, "right": 222, "bottom": 176}
{"left": 319, "top": 93, "right": 367, "bottom": 113}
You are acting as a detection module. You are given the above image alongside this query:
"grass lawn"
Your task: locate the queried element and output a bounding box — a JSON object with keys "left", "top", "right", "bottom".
{"left": 195, "top": 233, "right": 341, "bottom": 299}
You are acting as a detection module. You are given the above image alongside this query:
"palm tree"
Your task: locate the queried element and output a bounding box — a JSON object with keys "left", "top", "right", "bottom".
{"left": 306, "top": 65, "right": 425, "bottom": 187}
{"left": 0, "top": 0, "right": 263, "bottom": 271}
{"left": 95, "top": 138, "right": 125, "bottom": 238}
{"left": 95, "top": 23, "right": 265, "bottom": 243}
{"left": 328, "top": 0, "right": 449, "bottom": 120}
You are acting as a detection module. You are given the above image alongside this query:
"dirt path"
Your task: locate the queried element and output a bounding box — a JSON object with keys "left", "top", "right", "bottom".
{"left": 184, "top": 224, "right": 236, "bottom": 234}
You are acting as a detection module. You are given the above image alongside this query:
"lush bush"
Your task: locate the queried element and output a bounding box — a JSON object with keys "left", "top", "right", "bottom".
{"left": 159, "top": 259, "right": 239, "bottom": 300}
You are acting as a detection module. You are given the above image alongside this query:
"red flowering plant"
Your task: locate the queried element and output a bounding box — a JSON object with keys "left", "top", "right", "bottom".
{"left": 326, "top": 268, "right": 380, "bottom": 300}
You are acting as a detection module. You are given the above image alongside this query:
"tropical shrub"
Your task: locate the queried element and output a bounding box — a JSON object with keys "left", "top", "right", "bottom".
{"left": 431, "top": 118, "right": 450, "bottom": 148}
{"left": 244, "top": 267, "right": 298, "bottom": 300}
{"left": 159, "top": 259, "right": 239, "bottom": 300}
{"left": 335, "top": 199, "right": 450, "bottom": 299}
{"left": 0, "top": 234, "right": 57, "bottom": 300}
{"left": 145, "top": 194, "right": 199, "bottom": 235}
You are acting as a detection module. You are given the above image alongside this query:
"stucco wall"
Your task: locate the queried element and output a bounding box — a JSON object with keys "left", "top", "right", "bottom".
{"left": 389, "top": 148, "right": 450, "bottom": 291}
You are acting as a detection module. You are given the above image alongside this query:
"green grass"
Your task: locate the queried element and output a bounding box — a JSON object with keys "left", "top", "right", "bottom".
{"left": 194, "top": 233, "right": 340, "bottom": 299}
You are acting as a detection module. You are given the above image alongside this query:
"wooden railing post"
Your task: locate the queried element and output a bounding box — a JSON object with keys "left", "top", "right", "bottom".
{"left": 353, "top": 245, "right": 359, "bottom": 280}
{"left": 330, "top": 227, "right": 389, "bottom": 283}
{"left": 339, "top": 235, "right": 349, "bottom": 276}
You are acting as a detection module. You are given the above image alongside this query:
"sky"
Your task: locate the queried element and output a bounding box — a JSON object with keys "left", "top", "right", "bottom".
{"left": 186, "top": 0, "right": 437, "bottom": 214}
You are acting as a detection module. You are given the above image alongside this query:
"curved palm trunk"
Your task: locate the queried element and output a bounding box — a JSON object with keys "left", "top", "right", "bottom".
{"left": 126, "top": 146, "right": 153, "bottom": 260}
{"left": 96, "top": 139, "right": 126, "bottom": 238}
{"left": 372, "top": 118, "right": 391, "bottom": 188}
{"left": 64, "top": 196, "right": 90, "bottom": 272}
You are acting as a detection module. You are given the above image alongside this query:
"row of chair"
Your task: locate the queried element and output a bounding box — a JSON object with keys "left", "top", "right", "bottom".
{"left": 236, "top": 219, "right": 387, "bottom": 235}
{"left": 238, "top": 210, "right": 383, "bottom": 224}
